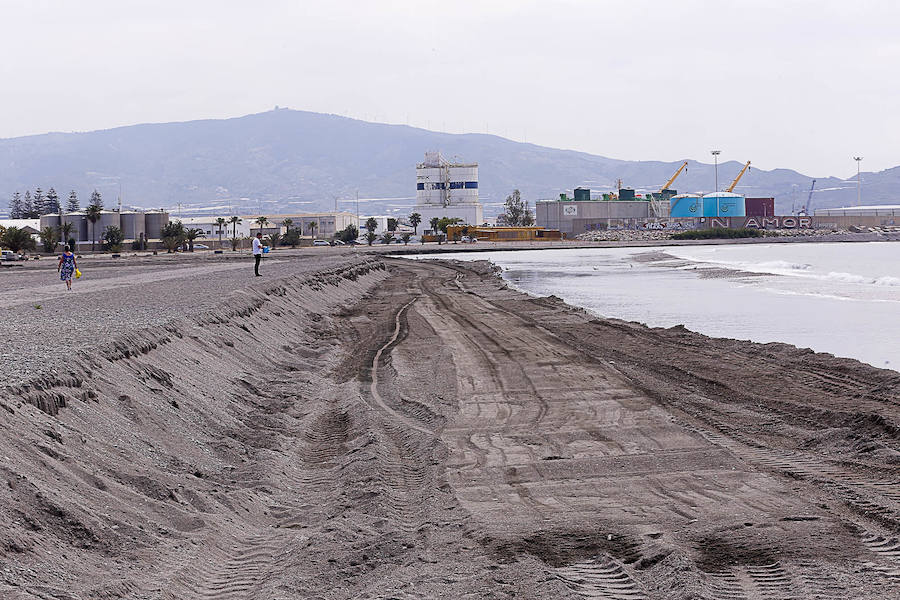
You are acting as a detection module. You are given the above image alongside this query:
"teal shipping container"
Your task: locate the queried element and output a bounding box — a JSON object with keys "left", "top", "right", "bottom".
{"left": 703, "top": 192, "right": 746, "bottom": 217}
{"left": 669, "top": 194, "right": 703, "bottom": 217}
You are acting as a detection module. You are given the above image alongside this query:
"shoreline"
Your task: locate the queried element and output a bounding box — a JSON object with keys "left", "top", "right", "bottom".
{"left": 379, "top": 230, "right": 896, "bottom": 256}
{"left": 1, "top": 254, "right": 898, "bottom": 598}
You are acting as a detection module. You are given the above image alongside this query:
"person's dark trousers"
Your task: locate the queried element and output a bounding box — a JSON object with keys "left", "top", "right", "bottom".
{"left": 254, "top": 254, "right": 261, "bottom": 276}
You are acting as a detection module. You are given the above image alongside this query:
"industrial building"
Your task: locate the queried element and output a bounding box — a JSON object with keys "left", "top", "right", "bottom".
{"left": 0, "top": 219, "right": 40, "bottom": 235}
{"left": 815, "top": 205, "right": 900, "bottom": 217}
{"left": 445, "top": 225, "right": 562, "bottom": 242}
{"left": 413, "top": 151, "right": 483, "bottom": 228}
{"left": 538, "top": 160, "right": 766, "bottom": 235}
{"left": 180, "top": 213, "right": 357, "bottom": 240}
{"left": 39, "top": 210, "right": 169, "bottom": 248}
{"left": 536, "top": 197, "right": 665, "bottom": 236}
{"left": 278, "top": 212, "right": 356, "bottom": 237}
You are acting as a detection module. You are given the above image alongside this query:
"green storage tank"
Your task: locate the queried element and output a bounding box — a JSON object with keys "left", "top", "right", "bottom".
{"left": 618, "top": 188, "right": 636, "bottom": 201}
{"left": 574, "top": 187, "right": 591, "bottom": 201}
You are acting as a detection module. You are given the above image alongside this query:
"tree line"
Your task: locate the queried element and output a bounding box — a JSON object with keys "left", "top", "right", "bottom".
{"left": 7, "top": 188, "right": 103, "bottom": 219}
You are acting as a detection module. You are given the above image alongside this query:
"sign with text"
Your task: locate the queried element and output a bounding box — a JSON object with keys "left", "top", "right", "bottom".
{"left": 708, "top": 216, "right": 813, "bottom": 229}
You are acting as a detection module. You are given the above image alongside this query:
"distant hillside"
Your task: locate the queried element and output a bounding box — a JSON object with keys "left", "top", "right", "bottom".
{"left": 1, "top": 109, "right": 897, "bottom": 217}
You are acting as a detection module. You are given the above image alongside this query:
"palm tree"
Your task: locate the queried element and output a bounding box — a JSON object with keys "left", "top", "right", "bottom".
{"left": 400, "top": 232, "right": 411, "bottom": 245}
{"left": 228, "top": 216, "right": 242, "bottom": 242}
{"left": 307, "top": 221, "right": 318, "bottom": 239}
{"left": 409, "top": 212, "right": 422, "bottom": 235}
{"left": 0, "top": 227, "right": 35, "bottom": 253}
{"left": 365, "top": 217, "right": 378, "bottom": 234}
{"left": 184, "top": 228, "right": 204, "bottom": 252}
{"left": 255, "top": 216, "right": 268, "bottom": 235}
{"left": 85, "top": 204, "right": 102, "bottom": 251}
{"left": 160, "top": 221, "right": 185, "bottom": 253}
{"left": 215, "top": 217, "right": 226, "bottom": 247}
{"left": 380, "top": 232, "right": 394, "bottom": 245}
{"left": 282, "top": 218, "right": 293, "bottom": 233}
{"left": 429, "top": 217, "right": 439, "bottom": 235}
{"left": 59, "top": 222, "right": 74, "bottom": 248}
{"left": 39, "top": 226, "right": 59, "bottom": 253}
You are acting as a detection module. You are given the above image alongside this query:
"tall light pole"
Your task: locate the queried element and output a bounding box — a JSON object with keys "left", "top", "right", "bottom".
{"left": 853, "top": 157, "right": 862, "bottom": 206}
{"left": 711, "top": 150, "right": 721, "bottom": 193}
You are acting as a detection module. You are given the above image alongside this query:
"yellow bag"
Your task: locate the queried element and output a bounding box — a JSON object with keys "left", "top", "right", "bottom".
{"left": 75, "top": 268, "right": 82, "bottom": 279}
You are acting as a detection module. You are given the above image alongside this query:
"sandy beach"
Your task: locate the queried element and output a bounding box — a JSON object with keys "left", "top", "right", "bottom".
{"left": 1, "top": 248, "right": 899, "bottom": 599}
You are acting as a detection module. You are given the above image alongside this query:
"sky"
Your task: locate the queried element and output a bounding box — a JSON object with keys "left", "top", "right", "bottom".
{"left": 1, "top": 0, "right": 898, "bottom": 178}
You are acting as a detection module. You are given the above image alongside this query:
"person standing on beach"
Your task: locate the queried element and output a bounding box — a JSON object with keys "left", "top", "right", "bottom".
{"left": 57, "top": 245, "right": 78, "bottom": 291}
{"left": 252, "top": 232, "right": 263, "bottom": 276}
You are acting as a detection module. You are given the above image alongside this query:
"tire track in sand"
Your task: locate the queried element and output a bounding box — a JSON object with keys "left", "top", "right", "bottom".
{"left": 368, "top": 297, "right": 433, "bottom": 437}
{"left": 166, "top": 532, "right": 288, "bottom": 599}
{"left": 553, "top": 557, "right": 646, "bottom": 599}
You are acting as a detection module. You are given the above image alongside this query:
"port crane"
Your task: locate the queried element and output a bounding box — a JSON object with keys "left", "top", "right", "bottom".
{"left": 661, "top": 161, "right": 689, "bottom": 192}
{"left": 648, "top": 162, "right": 689, "bottom": 217}
{"left": 800, "top": 179, "right": 816, "bottom": 215}
{"left": 726, "top": 161, "right": 751, "bottom": 193}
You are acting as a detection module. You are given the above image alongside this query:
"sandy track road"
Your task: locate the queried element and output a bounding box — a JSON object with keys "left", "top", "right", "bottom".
{"left": 375, "top": 258, "right": 900, "bottom": 599}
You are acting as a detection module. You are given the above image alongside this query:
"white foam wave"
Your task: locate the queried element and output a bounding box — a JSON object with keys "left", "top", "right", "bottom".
{"left": 748, "top": 260, "right": 813, "bottom": 272}
{"left": 875, "top": 276, "right": 900, "bottom": 287}
{"left": 672, "top": 255, "right": 899, "bottom": 287}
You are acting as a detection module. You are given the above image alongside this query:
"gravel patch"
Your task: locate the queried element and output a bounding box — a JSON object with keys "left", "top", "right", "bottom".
{"left": 0, "top": 249, "right": 358, "bottom": 382}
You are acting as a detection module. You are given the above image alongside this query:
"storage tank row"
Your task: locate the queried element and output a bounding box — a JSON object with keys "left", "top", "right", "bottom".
{"left": 39, "top": 210, "right": 168, "bottom": 242}
{"left": 669, "top": 193, "right": 774, "bottom": 218}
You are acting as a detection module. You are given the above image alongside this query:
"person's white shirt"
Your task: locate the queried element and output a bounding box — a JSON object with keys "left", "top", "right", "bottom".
{"left": 252, "top": 237, "right": 262, "bottom": 255}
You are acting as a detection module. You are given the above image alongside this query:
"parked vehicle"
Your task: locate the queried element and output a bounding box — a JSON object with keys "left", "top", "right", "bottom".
{"left": 193, "top": 244, "right": 210, "bottom": 250}
{"left": 313, "top": 239, "right": 330, "bottom": 246}
{"left": 460, "top": 236, "right": 477, "bottom": 243}
{"left": 1, "top": 250, "right": 24, "bottom": 261}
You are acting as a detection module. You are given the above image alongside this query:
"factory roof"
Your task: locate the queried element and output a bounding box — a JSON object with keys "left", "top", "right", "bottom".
{"left": 816, "top": 205, "right": 900, "bottom": 212}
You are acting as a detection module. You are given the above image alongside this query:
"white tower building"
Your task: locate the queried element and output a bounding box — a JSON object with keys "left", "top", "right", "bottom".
{"left": 413, "top": 151, "right": 483, "bottom": 229}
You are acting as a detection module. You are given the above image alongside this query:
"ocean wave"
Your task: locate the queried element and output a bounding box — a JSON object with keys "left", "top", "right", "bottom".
{"left": 811, "top": 271, "right": 900, "bottom": 286}
{"left": 675, "top": 256, "right": 899, "bottom": 287}
{"left": 875, "top": 276, "right": 900, "bottom": 287}
{"left": 752, "top": 260, "right": 812, "bottom": 271}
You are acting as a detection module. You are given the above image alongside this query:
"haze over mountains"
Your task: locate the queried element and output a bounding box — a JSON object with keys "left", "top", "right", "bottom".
{"left": 1, "top": 108, "right": 897, "bottom": 218}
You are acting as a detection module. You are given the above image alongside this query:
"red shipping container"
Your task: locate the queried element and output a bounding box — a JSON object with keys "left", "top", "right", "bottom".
{"left": 745, "top": 197, "right": 775, "bottom": 217}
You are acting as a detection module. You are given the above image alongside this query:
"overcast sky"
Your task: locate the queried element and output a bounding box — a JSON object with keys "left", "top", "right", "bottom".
{"left": 2, "top": 0, "right": 897, "bottom": 177}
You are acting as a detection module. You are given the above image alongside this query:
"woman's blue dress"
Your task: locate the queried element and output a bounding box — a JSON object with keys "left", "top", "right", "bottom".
{"left": 60, "top": 253, "right": 75, "bottom": 281}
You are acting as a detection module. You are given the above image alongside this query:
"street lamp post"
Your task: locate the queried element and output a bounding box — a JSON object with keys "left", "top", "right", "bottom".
{"left": 711, "top": 150, "right": 721, "bottom": 192}
{"left": 853, "top": 157, "right": 862, "bottom": 206}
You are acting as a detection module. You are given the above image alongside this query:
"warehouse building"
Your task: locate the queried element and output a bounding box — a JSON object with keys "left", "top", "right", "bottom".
{"left": 815, "top": 205, "right": 900, "bottom": 217}
{"left": 536, "top": 197, "right": 667, "bottom": 236}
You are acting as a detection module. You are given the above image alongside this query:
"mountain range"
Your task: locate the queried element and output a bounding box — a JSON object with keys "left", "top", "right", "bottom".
{"left": 1, "top": 108, "right": 897, "bottom": 218}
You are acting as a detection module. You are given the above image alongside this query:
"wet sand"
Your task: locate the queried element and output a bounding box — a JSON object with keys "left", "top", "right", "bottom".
{"left": 1, "top": 251, "right": 898, "bottom": 599}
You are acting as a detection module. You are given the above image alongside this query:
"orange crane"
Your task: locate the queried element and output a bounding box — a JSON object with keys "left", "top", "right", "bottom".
{"left": 726, "top": 161, "right": 751, "bottom": 192}
{"left": 661, "top": 161, "right": 688, "bottom": 192}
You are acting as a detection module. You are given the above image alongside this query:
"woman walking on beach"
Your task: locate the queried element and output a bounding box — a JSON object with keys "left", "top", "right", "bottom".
{"left": 57, "top": 246, "right": 78, "bottom": 291}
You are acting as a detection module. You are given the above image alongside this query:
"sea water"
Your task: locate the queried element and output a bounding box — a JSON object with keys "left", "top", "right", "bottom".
{"left": 415, "top": 242, "right": 900, "bottom": 371}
